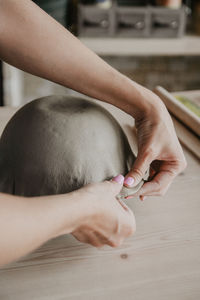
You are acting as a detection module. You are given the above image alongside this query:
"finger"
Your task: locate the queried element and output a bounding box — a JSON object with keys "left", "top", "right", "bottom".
{"left": 123, "top": 216, "right": 136, "bottom": 237}
{"left": 72, "top": 231, "right": 89, "bottom": 244}
{"left": 73, "top": 231, "right": 103, "bottom": 248}
{"left": 93, "top": 232, "right": 118, "bottom": 248}
{"left": 117, "top": 209, "right": 136, "bottom": 238}
{"left": 149, "top": 166, "right": 156, "bottom": 181}
{"left": 107, "top": 238, "right": 123, "bottom": 248}
{"left": 89, "top": 231, "right": 122, "bottom": 248}
{"left": 117, "top": 199, "right": 136, "bottom": 224}
{"left": 117, "top": 197, "right": 131, "bottom": 211}
{"left": 111, "top": 174, "right": 124, "bottom": 185}
{"left": 87, "top": 232, "right": 104, "bottom": 248}
{"left": 136, "top": 169, "right": 176, "bottom": 197}
{"left": 108, "top": 174, "right": 124, "bottom": 196}
{"left": 124, "top": 166, "right": 155, "bottom": 200}
{"left": 124, "top": 150, "right": 153, "bottom": 188}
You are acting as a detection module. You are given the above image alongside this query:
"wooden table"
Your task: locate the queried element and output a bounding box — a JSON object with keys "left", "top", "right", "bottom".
{"left": 0, "top": 104, "right": 199, "bottom": 300}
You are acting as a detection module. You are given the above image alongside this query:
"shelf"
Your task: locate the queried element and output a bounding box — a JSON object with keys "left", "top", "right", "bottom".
{"left": 80, "top": 35, "right": 200, "bottom": 56}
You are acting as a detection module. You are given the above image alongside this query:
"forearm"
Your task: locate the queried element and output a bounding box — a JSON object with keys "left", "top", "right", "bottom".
{"left": 0, "top": 0, "right": 159, "bottom": 117}
{"left": 0, "top": 192, "right": 83, "bottom": 266}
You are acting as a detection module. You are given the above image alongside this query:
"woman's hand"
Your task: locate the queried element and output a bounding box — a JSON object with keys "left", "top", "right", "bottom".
{"left": 0, "top": 0, "right": 186, "bottom": 201}
{"left": 72, "top": 175, "right": 136, "bottom": 248}
{"left": 0, "top": 175, "right": 135, "bottom": 266}
{"left": 123, "top": 88, "right": 187, "bottom": 200}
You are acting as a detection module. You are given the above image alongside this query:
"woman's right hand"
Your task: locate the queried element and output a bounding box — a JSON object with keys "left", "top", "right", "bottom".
{"left": 72, "top": 175, "right": 136, "bottom": 248}
{"left": 0, "top": 175, "right": 135, "bottom": 266}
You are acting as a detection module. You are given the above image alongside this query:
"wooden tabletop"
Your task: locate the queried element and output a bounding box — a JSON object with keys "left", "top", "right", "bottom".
{"left": 0, "top": 104, "right": 199, "bottom": 300}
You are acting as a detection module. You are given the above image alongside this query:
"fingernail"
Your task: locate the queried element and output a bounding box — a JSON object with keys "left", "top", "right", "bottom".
{"left": 124, "top": 176, "right": 135, "bottom": 186}
{"left": 112, "top": 174, "right": 124, "bottom": 184}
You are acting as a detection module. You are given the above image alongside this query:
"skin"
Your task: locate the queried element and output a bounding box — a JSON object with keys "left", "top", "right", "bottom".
{"left": 0, "top": 0, "right": 186, "bottom": 266}
{"left": 0, "top": 178, "right": 135, "bottom": 267}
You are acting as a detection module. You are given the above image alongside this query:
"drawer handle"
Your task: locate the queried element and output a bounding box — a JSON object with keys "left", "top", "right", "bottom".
{"left": 84, "top": 19, "right": 109, "bottom": 28}
{"left": 119, "top": 20, "right": 145, "bottom": 30}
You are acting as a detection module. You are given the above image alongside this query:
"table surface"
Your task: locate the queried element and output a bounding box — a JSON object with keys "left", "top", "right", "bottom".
{"left": 0, "top": 104, "right": 199, "bottom": 300}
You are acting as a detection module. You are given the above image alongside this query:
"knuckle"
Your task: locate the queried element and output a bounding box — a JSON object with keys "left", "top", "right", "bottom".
{"left": 181, "top": 159, "right": 187, "bottom": 170}
{"left": 159, "top": 190, "right": 165, "bottom": 196}
{"left": 109, "top": 239, "right": 122, "bottom": 248}
{"left": 91, "top": 241, "right": 99, "bottom": 247}
{"left": 123, "top": 217, "right": 136, "bottom": 237}
{"left": 153, "top": 178, "right": 168, "bottom": 196}
{"left": 162, "top": 168, "right": 177, "bottom": 178}
{"left": 113, "top": 240, "right": 122, "bottom": 248}
{"left": 157, "top": 188, "right": 166, "bottom": 196}
{"left": 129, "top": 219, "right": 136, "bottom": 236}
{"left": 152, "top": 179, "right": 163, "bottom": 195}
{"left": 127, "top": 225, "right": 135, "bottom": 236}
{"left": 153, "top": 179, "right": 161, "bottom": 190}
{"left": 131, "top": 168, "right": 144, "bottom": 180}
{"left": 96, "top": 244, "right": 103, "bottom": 249}
{"left": 174, "top": 157, "right": 187, "bottom": 174}
{"left": 107, "top": 238, "right": 116, "bottom": 247}
{"left": 142, "top": 147, "right": 154, "bottom": 159}
{"left": 167, "top": 169, "right": 177, "bottom": 177}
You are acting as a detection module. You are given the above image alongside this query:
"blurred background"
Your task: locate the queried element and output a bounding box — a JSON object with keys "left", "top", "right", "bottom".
{"left": 0, "top": 0, "right": 200, "bottom": 107}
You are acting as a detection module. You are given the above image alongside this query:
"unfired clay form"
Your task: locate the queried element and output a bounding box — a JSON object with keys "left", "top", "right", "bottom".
{"left": 0, "top": 95, "right": 144, "bottom": 198}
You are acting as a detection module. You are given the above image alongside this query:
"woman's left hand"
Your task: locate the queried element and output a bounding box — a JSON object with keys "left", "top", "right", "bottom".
{"left": 123, "top": 88, "right": 187, "bottom": 200}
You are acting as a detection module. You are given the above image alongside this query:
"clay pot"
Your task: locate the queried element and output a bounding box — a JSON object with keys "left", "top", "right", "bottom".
{"left": 0, "top": 95, "right": 143, "bottom": 198}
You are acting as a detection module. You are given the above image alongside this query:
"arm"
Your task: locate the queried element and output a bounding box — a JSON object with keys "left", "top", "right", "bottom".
{"left": 0, "top": 191, "right": 83, "bottom": 266}
{"left": 0, "top": 0, "right": 186, "bottom": 197}
{"left": 0, "top": 177, "right": 135, "bottom": 267}
{"left": 0, "top": 0, "right": 139, "bottom": 111}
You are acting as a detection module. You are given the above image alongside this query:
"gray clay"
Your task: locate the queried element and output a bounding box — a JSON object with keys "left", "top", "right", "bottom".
{"left": 0, "top": 95, "right": 144, "bottom": 198}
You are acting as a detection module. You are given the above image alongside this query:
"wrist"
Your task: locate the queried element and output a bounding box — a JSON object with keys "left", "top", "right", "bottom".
{"left": 109, "top": 73, "right": 166, "bottom": 120}
{"left": 53, "top": 189, "right": 91, "bottom": 237}
{"left": 29, "top": 192, "right": 87, "bottom": 239}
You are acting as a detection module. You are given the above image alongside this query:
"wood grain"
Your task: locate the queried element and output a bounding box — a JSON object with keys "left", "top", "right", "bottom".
{"left": 0, "top": 104, "right": 199, "bottom": 300}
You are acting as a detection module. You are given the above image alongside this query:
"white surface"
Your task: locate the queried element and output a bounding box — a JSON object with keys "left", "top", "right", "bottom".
{"left": 3, "top": 63, "right": 24, "bottom": 106}
{"left": 80, "top": 35, "right": 200, "bottom": 56}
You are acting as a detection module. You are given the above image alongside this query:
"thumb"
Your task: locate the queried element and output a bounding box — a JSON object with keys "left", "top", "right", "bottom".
{"left": 124, "top": 152, "right": 152, "bottom": 187}
{"left": 109, "top": 174, "right": 124, "bottom": 196}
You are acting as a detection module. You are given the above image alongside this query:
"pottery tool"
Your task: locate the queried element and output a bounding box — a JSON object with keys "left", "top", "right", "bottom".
{"left": 116, "top": 180, "right": 144, "bottom": 201}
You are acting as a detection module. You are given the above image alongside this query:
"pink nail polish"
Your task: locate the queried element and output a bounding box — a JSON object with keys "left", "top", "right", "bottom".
{"left": 112, "top": 174, "right": 124, "bottom": 184}
{"left": 124, "top": 176, "right": 134, "bottom": 186}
